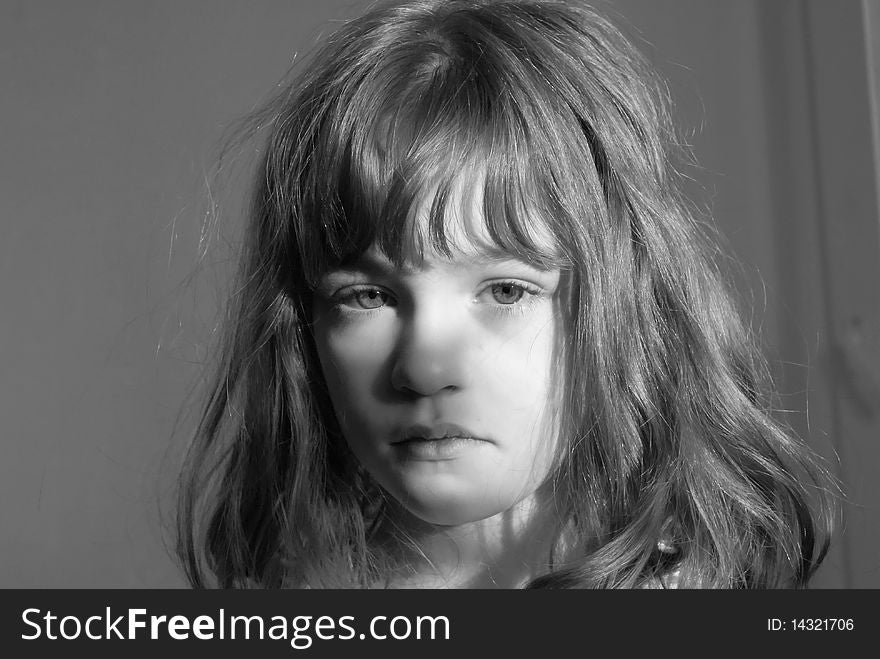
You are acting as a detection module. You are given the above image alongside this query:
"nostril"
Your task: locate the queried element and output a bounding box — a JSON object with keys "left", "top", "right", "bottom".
{"left": 390, "top": 350, "right": 467, "bottom": 397}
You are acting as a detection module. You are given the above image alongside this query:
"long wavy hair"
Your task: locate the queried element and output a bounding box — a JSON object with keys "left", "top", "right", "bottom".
{"left": 177, "top": 0, "right": 835, "bottom": 588}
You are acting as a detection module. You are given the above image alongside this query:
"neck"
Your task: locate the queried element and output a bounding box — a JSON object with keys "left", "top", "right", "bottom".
{"left": 379, "top": 488, "right": 560, "bottom": 589}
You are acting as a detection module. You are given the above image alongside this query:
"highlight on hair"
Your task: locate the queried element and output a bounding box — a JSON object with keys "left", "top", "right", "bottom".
{"left": 176, "top": 0, "right": 835, "bottom": 588}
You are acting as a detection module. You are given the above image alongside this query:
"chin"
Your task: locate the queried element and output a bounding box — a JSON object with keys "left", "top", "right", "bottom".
{"left": 396, "top": 488, "right": 513, "bottom": 527}
{"left": 407, "top": 503, "right": 505, "bottom": 527}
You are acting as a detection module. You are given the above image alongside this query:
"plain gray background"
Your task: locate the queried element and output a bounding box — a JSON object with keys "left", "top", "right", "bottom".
{"left": 2, "top": 0, "right": 878, "bottom": 587}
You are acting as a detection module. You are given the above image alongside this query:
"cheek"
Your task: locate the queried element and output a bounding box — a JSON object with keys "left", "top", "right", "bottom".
{"left": 484, "top": 313, "right": 556, "bottom": 401}
{"left": 497, "top": 313, "right": 560, "bottom": 461}
{"left": 312, "top": 314, "right": 396, "bottom": 422}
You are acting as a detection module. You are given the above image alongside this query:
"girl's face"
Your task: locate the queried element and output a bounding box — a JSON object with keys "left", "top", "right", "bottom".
{"left": 311, "top": 202, "right": 562, "bottom": 527}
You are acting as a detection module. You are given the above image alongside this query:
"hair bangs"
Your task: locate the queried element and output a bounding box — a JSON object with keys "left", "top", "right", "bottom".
{"left": 363, "top": 131, "right": 569, "bottom": 272}
{"left": 294, "top": 19, "right": 575, "bottom": 285}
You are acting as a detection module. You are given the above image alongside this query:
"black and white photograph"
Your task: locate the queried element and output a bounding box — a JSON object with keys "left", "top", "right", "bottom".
{"left": 2, "top": 0, "right": 878, "bottom": 615}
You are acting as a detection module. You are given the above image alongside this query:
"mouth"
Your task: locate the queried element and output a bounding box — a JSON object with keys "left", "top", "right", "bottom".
{"left": 391, "top": 423, "right": 490, "bottom": 460}
{"left": 393, "top": 422, "right": 488, "bottom": 444}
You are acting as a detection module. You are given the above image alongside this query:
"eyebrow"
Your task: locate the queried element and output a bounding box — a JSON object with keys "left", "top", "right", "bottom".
{"left": 339, "top": 249, "right": 559, "bottom": 276}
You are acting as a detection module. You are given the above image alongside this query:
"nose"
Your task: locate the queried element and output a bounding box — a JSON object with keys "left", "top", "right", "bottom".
{"left": 390, "top": 306, "right": 471, "bottom": 397}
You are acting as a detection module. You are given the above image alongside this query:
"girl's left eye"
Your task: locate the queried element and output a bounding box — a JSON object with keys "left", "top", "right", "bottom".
{"left": 479, "top": 281, "right": 541, "bottom": 306}
{"left": 490, "top": 282, "right": 525, "bottom": 304}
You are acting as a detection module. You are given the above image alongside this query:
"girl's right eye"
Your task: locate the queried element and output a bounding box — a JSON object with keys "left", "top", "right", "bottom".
{"left": 334, "top": 286, "right": 397, "bottom": 310}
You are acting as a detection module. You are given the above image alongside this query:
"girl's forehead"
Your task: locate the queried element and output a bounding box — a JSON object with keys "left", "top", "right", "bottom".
{"left": 352, "top": 242, "right": 556, "bottom": 276}
{"left": 402, "top": 173, "right": 560, "bottom": 263}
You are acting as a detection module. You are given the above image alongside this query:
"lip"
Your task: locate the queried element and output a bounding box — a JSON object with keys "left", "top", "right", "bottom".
{"left": 393, "top": 422, "right": 488, "bottom": 444}
{"left": 391, "top": 422, "right": 490, "bottom": 461}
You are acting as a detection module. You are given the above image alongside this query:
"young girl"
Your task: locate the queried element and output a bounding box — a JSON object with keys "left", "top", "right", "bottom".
{"left": 177, "top": 0, "right": 835, "bottom": 588}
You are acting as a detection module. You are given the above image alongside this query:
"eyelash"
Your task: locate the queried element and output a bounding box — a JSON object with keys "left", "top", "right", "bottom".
{"left": 481, "top": 280, "right": 545, "bottom": 317}
{"left": 331, "top": 286, "right": 397, "bottom": 314}
{"left": 330, "top": 280, "right": 546, "bottom": 316}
